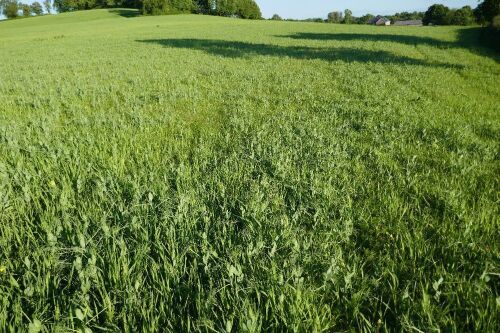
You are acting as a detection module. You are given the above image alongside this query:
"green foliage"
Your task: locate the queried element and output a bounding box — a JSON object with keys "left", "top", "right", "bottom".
{"left": 0, "top": 9, "right": 499, "bottom": 332}
{"left": 141, "top": 0, "right": 195, "bottom": 15}
{"left": 195, "top": 0, "right": 210, "bottom": 13}
{"left": 235, "top": 0, "right": 260, "bottom": 19}
{"left": 357, "top": 13, "right": 374, "bottom": 24}
{"left": 391, "top": 11, "right": 424, "bottom": 21}
{"left": 30, "top": 1, "right": 43, "bottom": 15}
{"left": 211, "top": 0, "right": 260, "bottom": 19}
{"left": 213, "top": 0, "right": 236, "bottom": 16}
{"left": 43, "top": 0, "right": 51, "bottom": 13}
{"left": 271, "top": 13, "right": 282, "bottom": 21}
{"left": 327, "top": 11, "right": 342, "bottom": 23}
{"left": 21, "top": 2, "right": 30, "bottom": 16}
{"left": 474, "top": 0, "right": 500, "bottom": 25}
{"left": 481, "top": 14, "right": 500, "bottom": 51}
{"left": 343, "top": 8, "right": 353, "bottom": 24}
{"left": 48, "top": 0, "right": 260, "bottom": 19}
{"left": 53, "top": 0, "right": 77, "bottom": 12}
{"left": 449, "top": 6, "right": 475, "bottom": 26}
{"left": 423, "top": 4, "right": 450, "bottom": 25}
{"left": 493, "top": 14, "right": 500, "bottom": 28}
{"left": 3, "top": 1, "right": 18, "bottom": 18}
{"left": 0, "top": 0, "right": 6, "bottom": 15}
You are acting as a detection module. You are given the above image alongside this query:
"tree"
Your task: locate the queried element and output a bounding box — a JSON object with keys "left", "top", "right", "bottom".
{"left": 390, "top": 11, "right": 424, "bottom": 22}
{"left": 4, "top": 1, "right": 18, "bottom": 18}
{"left": 271, "top": 13, "right": 282, "bottom": 20}
{"left": 474, "top": 0, "right": 500, "bottom": 25}
{"left": 195, "top": 0, "right": 210, "bottom": 13}
{"left": 31, "top": 1, "right": 43, "bottom": 14}
{"left": 358, "top": 13, "right": 374, "bottom": 24}
{"left": 343, "top": 9, "right": 353, "bottom": 24}
{"left": 236, "top": 0, "right": 261, "bottom": 19}
{"left": 327, "top": 11, "right": 342, "bottom": 23}
{"left": 53, "top": 0, "right": 78, "bottom": 12}
{"left": 449, "top": 6, "right": 475, "bottom": 25}
{"left": 494, "top": 14, "right": 500, "bottom": 28}
{"left": 214, "top": 0, "right": 237, "bottom": 16}
{"left": 43, "top": 0, "right": 51, "bottom": 13}
{"left": 423, "top": 4, "right": 450, "bottom": 25}
{"left": 208, "top": 0, "right": 260, "bottom": 19}
{"left": 21, "top": 2, "right": 31, "bottom": 16}
{"left": 0, "top": 0, "right": 5, "bottom": 15}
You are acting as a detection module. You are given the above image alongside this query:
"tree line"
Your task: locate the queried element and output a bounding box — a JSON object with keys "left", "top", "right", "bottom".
{"left": 0, "top": 0, "right": 262, "bottom": 19}
{"left": 0, "top": 0, "right": 51, "bottom": 18}
{"left": 270, "top": 1, "right": 499, "bottom": 28}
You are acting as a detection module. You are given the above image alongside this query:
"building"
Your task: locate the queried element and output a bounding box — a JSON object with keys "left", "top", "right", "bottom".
{"left": 369, "top": 16, "right": 391, "bottom": 26}
{"left": 394, "top": 20, "right": 423, "bottom": 26}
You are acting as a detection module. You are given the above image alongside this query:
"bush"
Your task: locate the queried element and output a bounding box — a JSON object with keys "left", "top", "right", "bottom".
{"left": 271, "top": 14, "right": 282, "bottom": 21}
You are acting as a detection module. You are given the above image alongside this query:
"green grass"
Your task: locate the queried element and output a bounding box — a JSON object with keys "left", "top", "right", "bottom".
{"left": 0, "top": 8, "right": 499, "bottom": 332}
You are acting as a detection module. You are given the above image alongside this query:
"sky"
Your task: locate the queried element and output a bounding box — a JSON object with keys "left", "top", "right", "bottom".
{"left": 1, "top": 1, "right": 481, "bottom": 20}
{"left": 255, "top": 1, "right": 479, "bottom": 19}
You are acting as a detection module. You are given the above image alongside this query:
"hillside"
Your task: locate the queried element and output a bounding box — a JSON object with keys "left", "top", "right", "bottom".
{"left": 0, "top": 9, "right": 499, "bottom": 332}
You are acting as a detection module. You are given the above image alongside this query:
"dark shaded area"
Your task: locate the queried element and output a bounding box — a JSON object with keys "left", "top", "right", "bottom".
{"left": 108, "top": 9, "right": 141, "bottom": 18}
{"left": 137, "top": 38, "right": 462, "bottom": 68}
{"left": 280, "top": 32, "right": 452, "bottom": 48}
{"left": 280, "top": 28, "right": 499, "bottom": 62}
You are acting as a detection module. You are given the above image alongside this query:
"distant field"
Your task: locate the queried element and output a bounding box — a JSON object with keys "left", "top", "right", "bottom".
{"left": 0, "top": 9, "right": 499, "bottom": 332}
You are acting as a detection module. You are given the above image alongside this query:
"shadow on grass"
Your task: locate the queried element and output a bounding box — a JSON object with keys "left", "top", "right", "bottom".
{"left": 137, "top": 38, "right": 462, "bottom": 68}
{"left": 280, "top": 32, "right": 452, "bottom": 48}
{"left": 108, "top": 9, "right": 141, "bottom": 18}
{"left": 280, "top": 28, "right": 499, "bottom": 62}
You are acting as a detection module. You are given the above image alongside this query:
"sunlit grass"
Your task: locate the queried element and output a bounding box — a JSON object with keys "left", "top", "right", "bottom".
{"left": 0, "top": 8, "right": 499, "bottom": 332}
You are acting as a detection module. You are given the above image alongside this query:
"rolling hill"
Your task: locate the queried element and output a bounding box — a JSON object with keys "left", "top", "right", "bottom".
{"left": 0, "top": 9, "right": 499, "bottom": 332}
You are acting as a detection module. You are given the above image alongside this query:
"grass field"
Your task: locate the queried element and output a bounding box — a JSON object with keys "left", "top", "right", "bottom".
{"left": 0, "top": 9, "right": 499, "bottom": 332}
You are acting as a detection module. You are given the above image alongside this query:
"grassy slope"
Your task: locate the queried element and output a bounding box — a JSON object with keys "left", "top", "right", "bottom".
{"left": 0, "top": 9, "right": 499, "bottom": 332}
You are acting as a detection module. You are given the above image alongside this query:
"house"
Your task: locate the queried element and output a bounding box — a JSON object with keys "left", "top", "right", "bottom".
{"left": 394, "top": 20, "right": 423, "bottom": 26}
{"left": 369, "top": 16, "right": 391, "bottom": 26}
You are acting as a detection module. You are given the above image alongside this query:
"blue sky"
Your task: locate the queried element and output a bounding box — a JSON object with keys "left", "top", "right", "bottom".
{"left": 1, "top": 1, "right": 480, "bottom": 20}
{"left": 255, "top": 1, "right": 479, "bottom": 19}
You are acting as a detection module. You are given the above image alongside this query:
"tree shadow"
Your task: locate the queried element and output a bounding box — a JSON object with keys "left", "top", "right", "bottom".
{"left": 456, "top": 27, "right": 500, "bottom": 60}
{"left": 137, "top": 38, "right": 462, "bottom": 68}
{"left": 108, "top": 9, "right": 141, "bottom": 18}
{"left": 279, "top": 32, "right": 453, "bottom": 48}
{"left": 280, "top": 29, "right": 499, "bottom": 62}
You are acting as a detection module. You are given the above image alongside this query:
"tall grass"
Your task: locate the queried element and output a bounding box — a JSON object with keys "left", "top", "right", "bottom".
{"left": 0, "top": 9, "right": 499, "bottom": 332}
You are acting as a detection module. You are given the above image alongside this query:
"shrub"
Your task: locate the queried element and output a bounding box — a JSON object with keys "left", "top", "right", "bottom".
{"left": 271, "top": 14, "right": 282, "bottom": 21}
